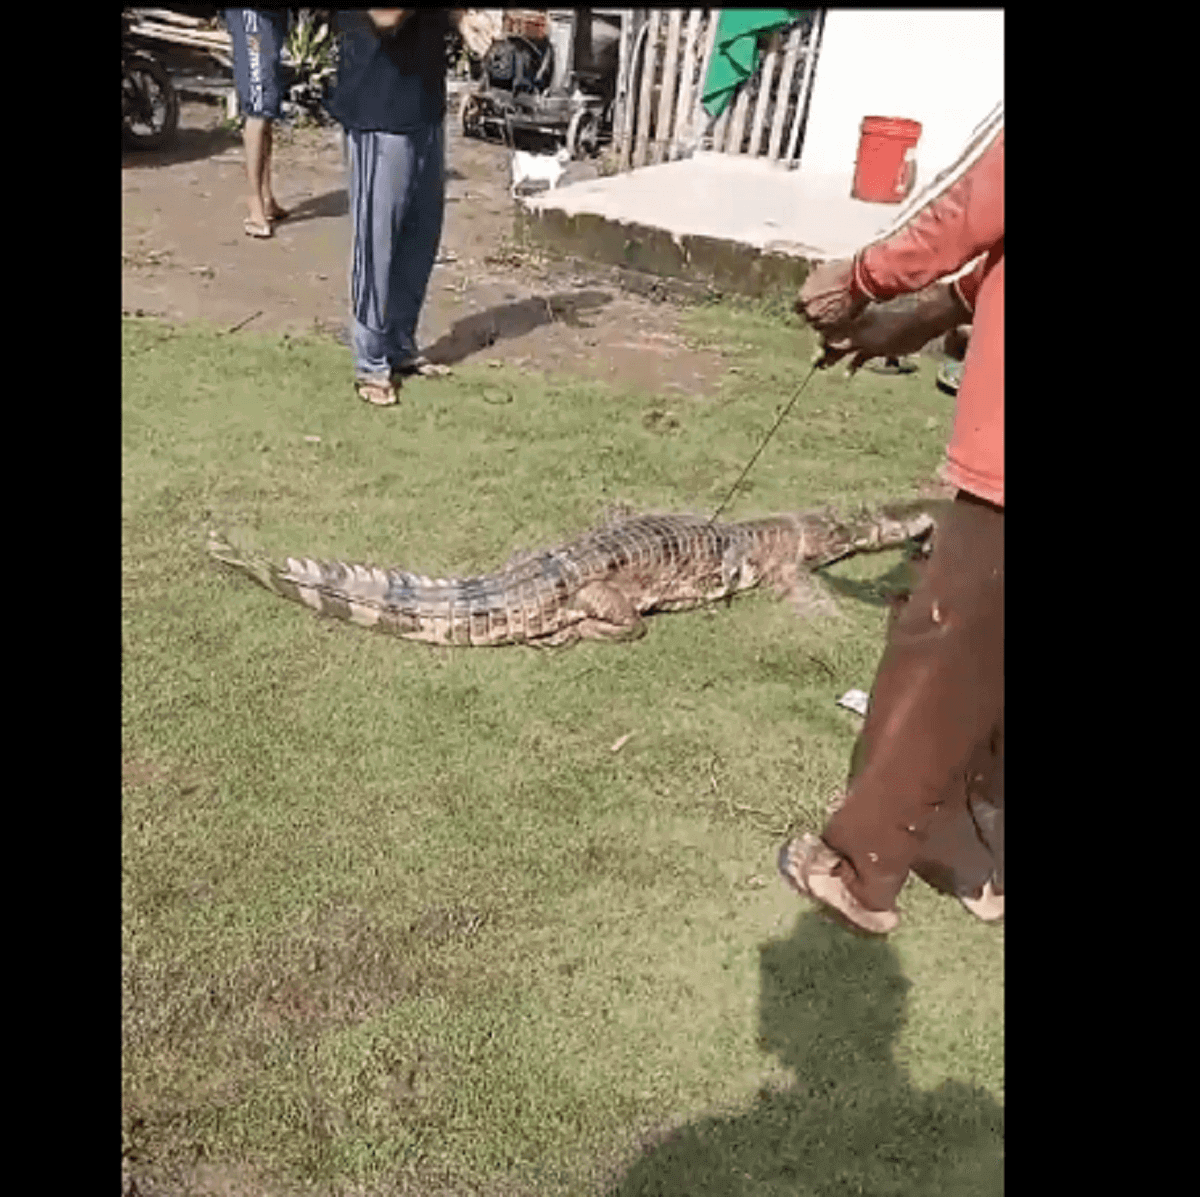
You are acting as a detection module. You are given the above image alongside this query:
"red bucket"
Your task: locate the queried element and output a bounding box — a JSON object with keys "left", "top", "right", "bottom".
{"left": 852, "top": 116, "right": 922, "bottom": 203}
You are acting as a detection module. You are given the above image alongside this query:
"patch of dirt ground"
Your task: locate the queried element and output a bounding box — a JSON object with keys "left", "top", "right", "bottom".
{"left": 122, "top": 92, "right": 729, "bottom": 399}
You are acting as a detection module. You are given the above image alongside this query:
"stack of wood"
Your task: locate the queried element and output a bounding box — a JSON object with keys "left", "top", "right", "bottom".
{"left": 502, "top": 9, "right": 549, "bottom": 41}
{"left": 126, "top": 9, "right": 234, "bottom": 69}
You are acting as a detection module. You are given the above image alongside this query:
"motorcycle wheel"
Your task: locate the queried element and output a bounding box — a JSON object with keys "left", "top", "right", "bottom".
{"left": 459, "top": 90, "right": 481, "bottom": 139}
{"left": 567, "top": 109, "right": 599, "bottom": 160}
{"left": 123, "top": 55, "right": 179, "bottom": 151}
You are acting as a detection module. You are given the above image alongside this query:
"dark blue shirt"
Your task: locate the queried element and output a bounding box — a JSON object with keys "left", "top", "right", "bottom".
{"left": 325, "top": 10, "right": 451, "bottom": 133}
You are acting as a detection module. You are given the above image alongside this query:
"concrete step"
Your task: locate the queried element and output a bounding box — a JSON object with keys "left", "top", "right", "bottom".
{"left": 515, "top": 152, "right": 905, "bottom": 302}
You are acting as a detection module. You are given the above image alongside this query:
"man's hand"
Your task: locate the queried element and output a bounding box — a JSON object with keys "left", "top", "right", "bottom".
{"left": 451, "top": 9, "right": 500, "bottom": 58}
{"left": 796, "top": 259, "right": 869, "bottom": 335}
{"left": 811, "top": 281, "right": 971, "bottom": 374}
{"left": 816, "top": 308, "right": 940, "bottom": 373}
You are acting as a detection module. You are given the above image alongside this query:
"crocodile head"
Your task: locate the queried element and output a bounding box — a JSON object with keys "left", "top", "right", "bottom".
{"left": 800, "top": 501, "right": 942, "bottom": 569}
{"left": 874, "top": 500, "right": 941, "bottom": 547}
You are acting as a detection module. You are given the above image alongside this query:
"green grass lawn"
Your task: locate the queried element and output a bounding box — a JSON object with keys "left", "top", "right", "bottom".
{"left": 122, "top": 305, "right": 1002, "bottom": 1196}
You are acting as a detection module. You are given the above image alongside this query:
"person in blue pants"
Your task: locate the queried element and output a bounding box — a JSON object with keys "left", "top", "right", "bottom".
{"left": 223, "top": 9, "right": 290, "bottom": 237}
{"left": 324, "top": 10, "right": 496, "bottom": 406}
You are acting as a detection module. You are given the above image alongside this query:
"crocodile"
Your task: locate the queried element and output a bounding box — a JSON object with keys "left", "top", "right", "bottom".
{"left": 207, "top": 504, "right": 937, "bottom": 647}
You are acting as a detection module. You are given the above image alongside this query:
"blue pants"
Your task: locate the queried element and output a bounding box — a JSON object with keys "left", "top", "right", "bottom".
{"left": 223, "top": 9, "right": 287, "bottom": 120}
{"left": 347, "top": 125, "right": 446, "bottom": 378}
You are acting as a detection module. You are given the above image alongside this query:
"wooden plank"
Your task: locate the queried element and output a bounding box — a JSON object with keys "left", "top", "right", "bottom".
{"left": 746, "top": 30, "right": 780, "bottom": 157}
{"left": 725, "top": 70, "right": 753, "bottom": 155}
{"left": 629, "top": 11, "right": 649, "bottom": 167}
{"left": 612, "top": 9, "right": 634, "bottom": 166}
{"left": 128, "top": 21, "right": 232, "bottom": 52}
{"left": 653, "top": 9, "right": 683, "bottom": 165}
{"left": 633, "top": 10, "right": 659, "bottom": 169}
{"left": 670, "top": 10, "right": 702, "bottom": 159}
{"left": 785, "top": 11, "right": 822, "bottom": 165}
{"left": 129, "top": 22, "right": 230, "bottom": 46}
{"left": 618, "top": 10, "right": 646, "bottom": 171}
{"left": 134, "top": 7, "right": 209, "bottom": 27}
{"left": 767, "top": 24, "right": 803, "bottom": 162}
{"left": 711, "top": 102, "right": 731, "bottom": 155}
{"left": 692, "top": 11, "right": 722, "bottom": 151}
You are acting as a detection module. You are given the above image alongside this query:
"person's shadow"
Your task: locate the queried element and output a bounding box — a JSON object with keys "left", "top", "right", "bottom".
{"left": 312, "top": 290, "right": 614, "bottom": 361}
{"left": 607, "top": 912, "right": 1003, "bottom": 1195}
{"left": 121, "top": 123, "right": 244, "bottom": 169}
{"left": 420, "top": 290, "right": 614, "bottom": 366}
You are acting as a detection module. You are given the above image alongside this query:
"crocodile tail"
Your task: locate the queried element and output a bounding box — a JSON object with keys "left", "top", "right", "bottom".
{"left": 206, "top": 531, "right": 284, "bottom": 596}
{"left": 206, "top": 531, "right": 526, "bottom": 643}
{"left": 206, "top": 531, "right": 404, "bottom": 631}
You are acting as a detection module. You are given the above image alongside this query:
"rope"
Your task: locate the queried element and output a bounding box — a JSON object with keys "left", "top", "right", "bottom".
{"left": 708, "top": 359, "right": 822, "bottom": 524}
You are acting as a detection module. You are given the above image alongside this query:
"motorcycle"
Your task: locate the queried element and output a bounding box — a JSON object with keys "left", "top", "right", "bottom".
{"left": 122, "top": 15, "right": 179, "bottom": 150}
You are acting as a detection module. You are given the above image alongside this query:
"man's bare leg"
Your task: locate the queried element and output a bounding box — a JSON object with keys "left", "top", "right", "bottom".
{"left": 242, "top": 116, "right": 271, "bottom": 229}
{"left": 260, "top": 120, "right": 287, "bottom": 221}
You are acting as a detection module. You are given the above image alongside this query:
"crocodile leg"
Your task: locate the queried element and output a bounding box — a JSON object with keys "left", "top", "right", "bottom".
{"left": 573, "top": 581, "right": 646, "bottom": 641}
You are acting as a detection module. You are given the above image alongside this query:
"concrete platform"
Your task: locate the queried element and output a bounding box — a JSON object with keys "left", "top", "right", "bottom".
{"left": 516, "top": 152, "right": 908, "bottom": 300}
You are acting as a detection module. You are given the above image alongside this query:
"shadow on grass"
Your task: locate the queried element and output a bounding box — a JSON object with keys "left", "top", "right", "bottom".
{"left": 816, "top": 557, "right": 920, "bottom": 610}
{"left": 608, "top": 912, "right": 1003, "bottom": 1196}
{"left": 423, "top": 290, "right": 614, "bottom": 366}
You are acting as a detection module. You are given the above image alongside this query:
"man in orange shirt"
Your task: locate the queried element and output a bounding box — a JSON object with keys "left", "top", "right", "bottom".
{"left": 780, "top": 130, "right": 1004, "bottom": 934}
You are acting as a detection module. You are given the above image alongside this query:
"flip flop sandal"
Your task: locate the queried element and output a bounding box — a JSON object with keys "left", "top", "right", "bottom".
{"left": 395, "top": 354, "right": 451, "bottom": 378}
{"left": 959, "top": 879, "right": 1004, "bottom": 922}
{"left": 866, "top": 357, "right": 919, "bottom": 375}
{"left": 936, "top": 360, "right": 963, "bottom": 395}
{"left": 244, "top": 219, "right": 273, "bottom": 239}
{"left": 777, "top": 833, "right": 900, "bottom": 934}
{"left": 267, "top": 205, "right": 291, "bottom": 223}
{"left": 356, "top": 376, "right": 399, "bottom": 406}
{"left": 778, "top": 838, "right": 816, "bottom": 899}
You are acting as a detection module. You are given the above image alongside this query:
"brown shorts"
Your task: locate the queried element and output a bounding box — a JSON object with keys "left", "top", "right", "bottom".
{"left": 823, "top": 490, "right": 1004, "bottom": 912}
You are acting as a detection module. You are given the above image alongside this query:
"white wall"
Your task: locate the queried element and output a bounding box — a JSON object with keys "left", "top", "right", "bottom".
{"left": 797, "top": 9, "right": 1003, "bottom": 199}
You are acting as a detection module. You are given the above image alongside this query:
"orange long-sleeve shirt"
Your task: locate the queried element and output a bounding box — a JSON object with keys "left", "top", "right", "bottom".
{"left": 852, "top": 131, "right": 1005, "bottom": 507}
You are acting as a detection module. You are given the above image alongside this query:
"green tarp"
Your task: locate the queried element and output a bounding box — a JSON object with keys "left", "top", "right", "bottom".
{"left": 701, "top": 10, "right": 809, "bottom": 120}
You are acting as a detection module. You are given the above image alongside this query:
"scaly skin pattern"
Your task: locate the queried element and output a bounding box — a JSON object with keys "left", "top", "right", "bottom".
{"left": 207, "top": 506, "right": 936, "bottom": 647}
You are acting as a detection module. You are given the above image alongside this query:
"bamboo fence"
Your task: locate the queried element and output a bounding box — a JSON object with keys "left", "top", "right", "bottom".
{"left": 611, "top": 9, "right": 824, "bottom": 172}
